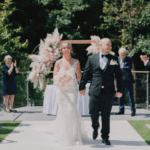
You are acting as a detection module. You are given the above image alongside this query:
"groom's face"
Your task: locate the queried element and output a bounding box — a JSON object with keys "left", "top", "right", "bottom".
{"left": 100, "top": 40, "right": 112, "bottom": 55}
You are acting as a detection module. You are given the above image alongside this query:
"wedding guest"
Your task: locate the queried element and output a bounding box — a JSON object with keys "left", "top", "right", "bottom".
{"left": 115, "top": 47, "right": 136, "bottom": 116}
{"left": 140, "top": 55, "right": 150, "bottom": 104}
{"left": 2, "top": 55, "right": 19, "bottom": 113}
{"left": 140, "top": 55, "right": 150, "bottom": 69}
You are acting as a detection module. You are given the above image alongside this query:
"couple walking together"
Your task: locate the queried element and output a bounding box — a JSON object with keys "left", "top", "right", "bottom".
{"left": 42, "top": 38, "right": 123, "bottom": 146}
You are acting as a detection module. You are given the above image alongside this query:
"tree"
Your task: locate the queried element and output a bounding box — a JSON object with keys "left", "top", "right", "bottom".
{"left": 10, "top": 0, "right": 103, "bottom": 69}
{"left": 130, "top": 2, "right": 150, "bottom": 56}
{"left": 0, "top": 0, "right": 28, "bottom": 71}
{"left": 100, "top": 0, "right": 146, "bottom": 54}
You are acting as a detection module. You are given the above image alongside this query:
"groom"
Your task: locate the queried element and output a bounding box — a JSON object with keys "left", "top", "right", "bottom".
{"left": 79, "top": 38, "right": 123, "bottom": 145}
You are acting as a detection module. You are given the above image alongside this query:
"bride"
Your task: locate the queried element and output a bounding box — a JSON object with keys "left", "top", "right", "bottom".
{"left": 47, "top": 41, "right": 88, "bottom": 146}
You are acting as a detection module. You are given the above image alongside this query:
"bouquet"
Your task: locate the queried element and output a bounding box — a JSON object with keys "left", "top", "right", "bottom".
{"left": 54, "top": 72, "right": 73, "bottom": 87}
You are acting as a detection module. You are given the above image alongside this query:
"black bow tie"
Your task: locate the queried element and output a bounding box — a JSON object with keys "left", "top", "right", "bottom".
{"left": 102, "top": 54, "right": 108, "bottom": 58}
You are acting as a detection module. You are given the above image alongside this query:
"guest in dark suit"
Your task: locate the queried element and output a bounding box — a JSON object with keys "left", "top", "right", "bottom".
{"left": 140, "top": 55, "right": 150, "bottom": 103}
{"left": 115, "top": 47, "right": 135, "bottom": 116}
{"left": 140, "top": 55, "right": 150, "bottom": 71}
{"left": 2, "top": 55, "right": 19, "bottom": 113}
{"left": 79, "top": 38, "right": 123, "bottom": 145}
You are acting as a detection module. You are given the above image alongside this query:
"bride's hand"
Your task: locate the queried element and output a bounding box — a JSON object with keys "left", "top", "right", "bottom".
{"left": 43, "top": 81, "right": 46, "bottom": 89}
{"left": 79, "top": 89, "right": 86, "bottom": 96}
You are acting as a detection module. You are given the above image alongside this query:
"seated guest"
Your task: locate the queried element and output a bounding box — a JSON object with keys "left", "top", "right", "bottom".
{"left": 115, "top": 47, "right": 136, "bottom": 116}
{"left": 2, "top": 55, "right": 19, "bottom": 113}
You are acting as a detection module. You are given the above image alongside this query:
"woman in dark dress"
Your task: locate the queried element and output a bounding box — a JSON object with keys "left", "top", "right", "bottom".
{"left": 2, "top": 55, "right": 19, "bottom": 112}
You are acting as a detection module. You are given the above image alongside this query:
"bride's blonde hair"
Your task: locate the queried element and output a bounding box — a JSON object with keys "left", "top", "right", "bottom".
{"left": 60, "top": 41, "right": 74, "bottom": 54}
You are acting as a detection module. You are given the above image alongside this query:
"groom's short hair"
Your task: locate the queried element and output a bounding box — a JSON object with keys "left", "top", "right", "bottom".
{"left": 119, "top": 47, "right": 126, "bottom": 53}
{"left": 100, "top": 38, "right": 111, "bottom": 44}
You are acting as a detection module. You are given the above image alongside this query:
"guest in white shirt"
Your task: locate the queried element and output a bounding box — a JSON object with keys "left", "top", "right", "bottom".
{"left": 115, "top": 48, "right": 135, "bottom": 116}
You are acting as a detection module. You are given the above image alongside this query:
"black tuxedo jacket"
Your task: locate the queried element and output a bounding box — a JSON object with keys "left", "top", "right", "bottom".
{"left": 79, "top": 53, "right": 123, "bottom": 96}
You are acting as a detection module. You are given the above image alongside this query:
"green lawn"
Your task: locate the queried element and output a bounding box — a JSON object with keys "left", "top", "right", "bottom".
{"left": 0, "top": 121, "right": 21, "bottom": 143}
{"left": 128, "top": 120, "right": 150, "bottom": 146}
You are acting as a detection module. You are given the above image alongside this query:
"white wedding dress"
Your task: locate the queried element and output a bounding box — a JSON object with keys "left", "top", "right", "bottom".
{"left": 51, "top": 60, "right": 88, "bottom": 145}
{"left": 34, "top": 59, "right": 88, "bottom": 146}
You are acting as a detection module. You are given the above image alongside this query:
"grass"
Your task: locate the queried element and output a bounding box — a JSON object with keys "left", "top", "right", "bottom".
{"left": 0, "top": 121, "right": 21, "bottom": 143}
{"left": 128, "top": 120, "right": 150, "bottom": 146}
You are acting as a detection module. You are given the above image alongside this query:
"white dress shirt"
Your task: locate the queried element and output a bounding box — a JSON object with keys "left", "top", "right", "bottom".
{"left": 99, "top": 52, "right": 108, "bottom": 70}
{"left": 120, "top": 59, "right": 124, "bottom": 68}
{"left": 144, "top": 60, "right": 149, "bottom": 66}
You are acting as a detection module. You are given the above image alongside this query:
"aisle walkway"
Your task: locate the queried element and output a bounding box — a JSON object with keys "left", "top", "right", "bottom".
{"left": 0, "top": 106, "right": 150, "bottom": 121}
{"left": 0, "top": 106, "right": 150, "bottom": 150}
{"left": 0, "top": 120, "right": 149, "bottom": 150}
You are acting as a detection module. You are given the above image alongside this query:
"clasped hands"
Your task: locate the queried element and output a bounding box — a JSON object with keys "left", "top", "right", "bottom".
{"left": 11, "top": 60, "right": 17, "bottom": 68}
{"left": 79, "top": 89, "right": 122, "bottom": 98}
{"left": 115, "top": 92, "right": 122, "bottom": 98}
{"left": 79, "top": 89, "right": 86, "bottom": 96}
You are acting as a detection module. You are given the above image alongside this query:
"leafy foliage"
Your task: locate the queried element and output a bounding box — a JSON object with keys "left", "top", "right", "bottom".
{"left": 0, "top": 0, "right": 28, "bottom": 71}
{"left": 130, "top": 34, "right": 150, "bottom": 56}
{"left": 131, "top": 2, "right": 150, "bottom": 56}
{"left": 100, "top": 0, "right": 148, "bottom": 54}
{"left": 5, "top": 0, "right": 103, "bottom": 69}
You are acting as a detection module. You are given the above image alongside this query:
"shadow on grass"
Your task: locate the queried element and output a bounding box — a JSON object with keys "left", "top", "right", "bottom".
{"left": 0, "top": 122, "right": 20, "bottom": 127}
{"left": 145, "top": 141, "right": 150, "bottom": 145}
{"left": 0, "top": 128, "right": 20, "bottom": 135}
{"left": 0, "top": 121, "right": 22, "bottom": 143}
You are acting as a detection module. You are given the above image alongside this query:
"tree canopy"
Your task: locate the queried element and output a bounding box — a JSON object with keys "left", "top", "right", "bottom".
{"left": 0, "top": 0, "right": 150, "bottom": 71}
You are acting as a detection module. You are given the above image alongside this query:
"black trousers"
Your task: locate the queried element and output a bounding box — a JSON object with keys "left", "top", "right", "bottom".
{"left": 89, "top": 89, "right": 115, "bottom": 139}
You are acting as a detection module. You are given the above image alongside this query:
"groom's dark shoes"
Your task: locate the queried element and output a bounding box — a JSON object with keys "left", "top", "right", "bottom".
{"left": 93, "top": 129, "right": 98, "bottom": 140}
{"left": 131, "top": 111, "right": 136, "bottom": 116}
{"left": 102, "top": 138, "right": 111, "bottom": 145}
{"left": 114, "top": 111, "right": 124, "bottom": 115}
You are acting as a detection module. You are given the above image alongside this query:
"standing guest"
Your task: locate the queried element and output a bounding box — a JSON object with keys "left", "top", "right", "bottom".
{"left": 2, "top": 55, "right": 19, "bottom": 113}
{"left": 140, "top": 55, "right": 150, "bottom": 103}
{"left": 115, "top": 47, "right": 136, "bottom": 116}
{"left": 140, "top": 55, "right": 150, "bottom": 69}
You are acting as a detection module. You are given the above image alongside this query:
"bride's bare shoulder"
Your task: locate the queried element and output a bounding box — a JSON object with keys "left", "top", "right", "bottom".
{"left": 54, "top": 59, "right": 62, "bottom": 67}
{"left": 56, "top": 58, "right": 63, "bottom": 63}
{"left": 72, "top": 58, "right": 78, "bottom": 63}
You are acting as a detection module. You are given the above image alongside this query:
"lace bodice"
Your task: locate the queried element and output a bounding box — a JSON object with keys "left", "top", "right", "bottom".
{"left": 54, "top": 59, "right": 78, "bottom": 88}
